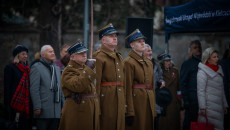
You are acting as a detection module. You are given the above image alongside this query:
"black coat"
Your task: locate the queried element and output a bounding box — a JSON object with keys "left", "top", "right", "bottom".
{"left": 4, "top": 63, "right": 23, "bottom": 115}
{"left": 180, "top": 56, "right": 201, "bottom": 106}
{"left": 4, "top": 63, "right": 31, "bottom": 130}
{"left": 220, "top": 58, "right": 230, "bottom": 107}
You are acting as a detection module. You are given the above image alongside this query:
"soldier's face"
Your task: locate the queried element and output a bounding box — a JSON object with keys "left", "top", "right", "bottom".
{"left": 164, "top": 60, "right": 171, "bottom": 69}
{"left": 71, "top": 51, "right": 87, "bottom": 65}
{"left": 102, "top": 33, "right": 118, "bottom": 47}
{"left": 131, "top": 38, "right": 145, "bottom": 53}
{"left": 42, "top": 46, "right": 56, "bottom": 62}
{"left": 144, "top": 46, "right": 152, "bottom": 60}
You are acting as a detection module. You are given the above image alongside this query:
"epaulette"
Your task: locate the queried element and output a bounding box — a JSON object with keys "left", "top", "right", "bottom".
{"left": 67, "top": 64, "right": 73, "bottom": 68}
{"left": 116, "top": 52, "right": 123, "bottom": 60}
{"left": 92, "top": 49, "right": 101, "bottom": 58}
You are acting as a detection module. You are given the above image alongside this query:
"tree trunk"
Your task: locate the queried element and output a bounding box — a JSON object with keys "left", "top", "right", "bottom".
{"left": 39, "top": 0, "right": 62, "bottom": 58}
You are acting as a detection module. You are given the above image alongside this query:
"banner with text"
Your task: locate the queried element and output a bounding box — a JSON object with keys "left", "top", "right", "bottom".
{"left": 164, "top": 0, "right": 230, "bottom": 42}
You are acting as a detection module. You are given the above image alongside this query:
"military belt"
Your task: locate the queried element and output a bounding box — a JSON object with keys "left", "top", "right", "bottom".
{"left": 66, "top": 93, "right": 98, "bottom": 104}
{"left": 100, "top": 82, "right": 123, "bottom": 86}
{"left": 132, "top": 84, "right": 152, "bottom": 89}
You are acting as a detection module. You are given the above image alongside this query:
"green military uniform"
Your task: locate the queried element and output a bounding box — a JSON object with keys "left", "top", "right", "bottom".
{"left": 123, "top": 50, "right": 156, "bottom": 130}
{"left": 93, "top": 44, "right": 125, "bottom": 130}
{"left": 59, "top": 60, "right": 100, "bottom": 130}
{"left": 158, "top": 67, "right": 181, "bottom": 130}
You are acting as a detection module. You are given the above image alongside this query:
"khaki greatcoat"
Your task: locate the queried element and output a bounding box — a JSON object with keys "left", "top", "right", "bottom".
{"left": 59, "top": 60, "right": 100, "bottom": 130}
{"left": 93, "top": 44, "right": 125, "bottom": 130}
{"left": 123, "top": 50, "right": 156, "bottom": 130}
{"left": 158, "top": 67, "right": 181, "bottom": 130}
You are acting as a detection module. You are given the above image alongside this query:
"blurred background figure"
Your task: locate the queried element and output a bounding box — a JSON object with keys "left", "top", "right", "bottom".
{"left": 143, "top": 44, "right": 165, "bottom": 130}
{"left": 157, "top": 53, "right": 181, "bottom": 130}
{"left": 197, "top": 47, "right": 228, "bottom": 130}
{"left": 180, "top": 40, "right": 202, "bottom": 130}
{"left": 54, "top": 44, "right": 70, "bottom": 72}
{"left": 220, "top": 45, "right": 230, "bottom": 130}
{"left": 4, "top": 45, "right": 32, "bottom": 130}
{"left": 30, "top": 51, "right": 40, "bottom": 67}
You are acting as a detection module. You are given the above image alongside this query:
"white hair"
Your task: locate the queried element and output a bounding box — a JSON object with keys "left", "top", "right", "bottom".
{"left": 40, "top": 45, "right": 52, "bottom": 55}
{"left": 144, "top": 44, "right": 151, "bottom": 49}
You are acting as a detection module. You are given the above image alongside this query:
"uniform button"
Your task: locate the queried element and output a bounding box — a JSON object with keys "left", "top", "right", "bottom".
{"left": 118, "top": 69, "right": 120, "bottom": 71}
{"left": 88, "top": 75, "right": 91, "bottom": 79}
{"left": 83, "top": 71, "right": 86, "bottom": 74}
{"left": 125, "top": 105, "right": 127, "bottom": 108}
{"left": 82, "top": 100, "right": 85, "bottom": 104}
{"left": 118, "top": 75, "right": 121, "bottom": 78}
{"left": 101, "top": 94, "right": 104, "bottom": 97}
{"left": 118, "top": 88, "right": 121, "bottom": 91}
{"left": 116, "top": 62, "right": 119, "bottom": 65}
{"left": 133, "top": 94, "right": 136, "bottom": 96}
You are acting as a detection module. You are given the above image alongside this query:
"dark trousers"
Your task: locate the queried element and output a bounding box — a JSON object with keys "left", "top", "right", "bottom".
{"left": 36, "top": 118, "right": 59, "bottom": 130}
{"left": 224, "top": 112, "right": 230, "bottom": 130}
{"left": 183, "top": 104, "right": 198, "bottom": 130}
{"left": 154, "top": 114, "right": 160, "bottom": 130}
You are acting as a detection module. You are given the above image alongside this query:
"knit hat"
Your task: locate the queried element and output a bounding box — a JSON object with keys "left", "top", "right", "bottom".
{"left": 13, "top": 45, "right": 28, "bottom": 57}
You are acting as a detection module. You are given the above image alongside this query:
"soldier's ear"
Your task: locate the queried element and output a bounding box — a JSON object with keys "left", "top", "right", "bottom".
{"left": 130, "top": 42, "right": 135, "bottom": 48}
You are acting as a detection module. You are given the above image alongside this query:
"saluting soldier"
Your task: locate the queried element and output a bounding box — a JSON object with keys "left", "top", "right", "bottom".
{"left": 123, "top": 29, "right": 156, "bottom": 130}
{"left": 59, "top": 41, "right": 100, "bottom": 130}
{"left": 93, "top": 23, "right": 125, "bottom": 130}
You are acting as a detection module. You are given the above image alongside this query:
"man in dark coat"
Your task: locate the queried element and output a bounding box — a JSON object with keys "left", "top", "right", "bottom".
{"left": 180, "top": 40, "right": 202, "bottom": 130}
{"left": 220, "top": 47, "right": 230, "bottom": 130}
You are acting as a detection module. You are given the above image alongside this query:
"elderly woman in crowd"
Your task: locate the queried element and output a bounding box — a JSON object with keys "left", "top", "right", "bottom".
{"left": 158, "top": 53, "right": 181, "bottom": 130}
{"left": 4, "top": 45, "right": 32, "bottom": 130}
{"left": 197, "top": 47, "right": 228, "bottom": 130}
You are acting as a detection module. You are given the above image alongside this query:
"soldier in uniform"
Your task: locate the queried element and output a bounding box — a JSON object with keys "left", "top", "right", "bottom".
{"left": 157, "top": 53, "right": 181, "bottom": 130}
{"left": 59, "top": 42, "right": 100, "bottom": 130}
{"left": 93, "top": 23, "right": 125, "bottom": 130}
{"left": 123, "top": 29, "right": 156, "bottom": 130}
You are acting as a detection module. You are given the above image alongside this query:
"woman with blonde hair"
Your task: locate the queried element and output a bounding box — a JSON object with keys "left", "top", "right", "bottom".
{"left": 197, "top": 47, "right": 228, "bottom": 130}
{"left": 4, "top": 45, "right": 32, "bottom": 130}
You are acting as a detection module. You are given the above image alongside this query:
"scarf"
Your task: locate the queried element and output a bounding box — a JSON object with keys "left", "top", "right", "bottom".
{"left": 40, "top": 58, "right": 60, "bottom": 103}
{"left": 10, "top": 62, "right": 30, "bottom": 118}
{"left": 205, "top": 62, "right": 219, "bottom": 72}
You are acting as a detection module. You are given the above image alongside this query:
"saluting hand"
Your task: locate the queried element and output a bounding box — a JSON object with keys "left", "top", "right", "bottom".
{"left": 86, "top": 59, "right": 96, "bottom": 70}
